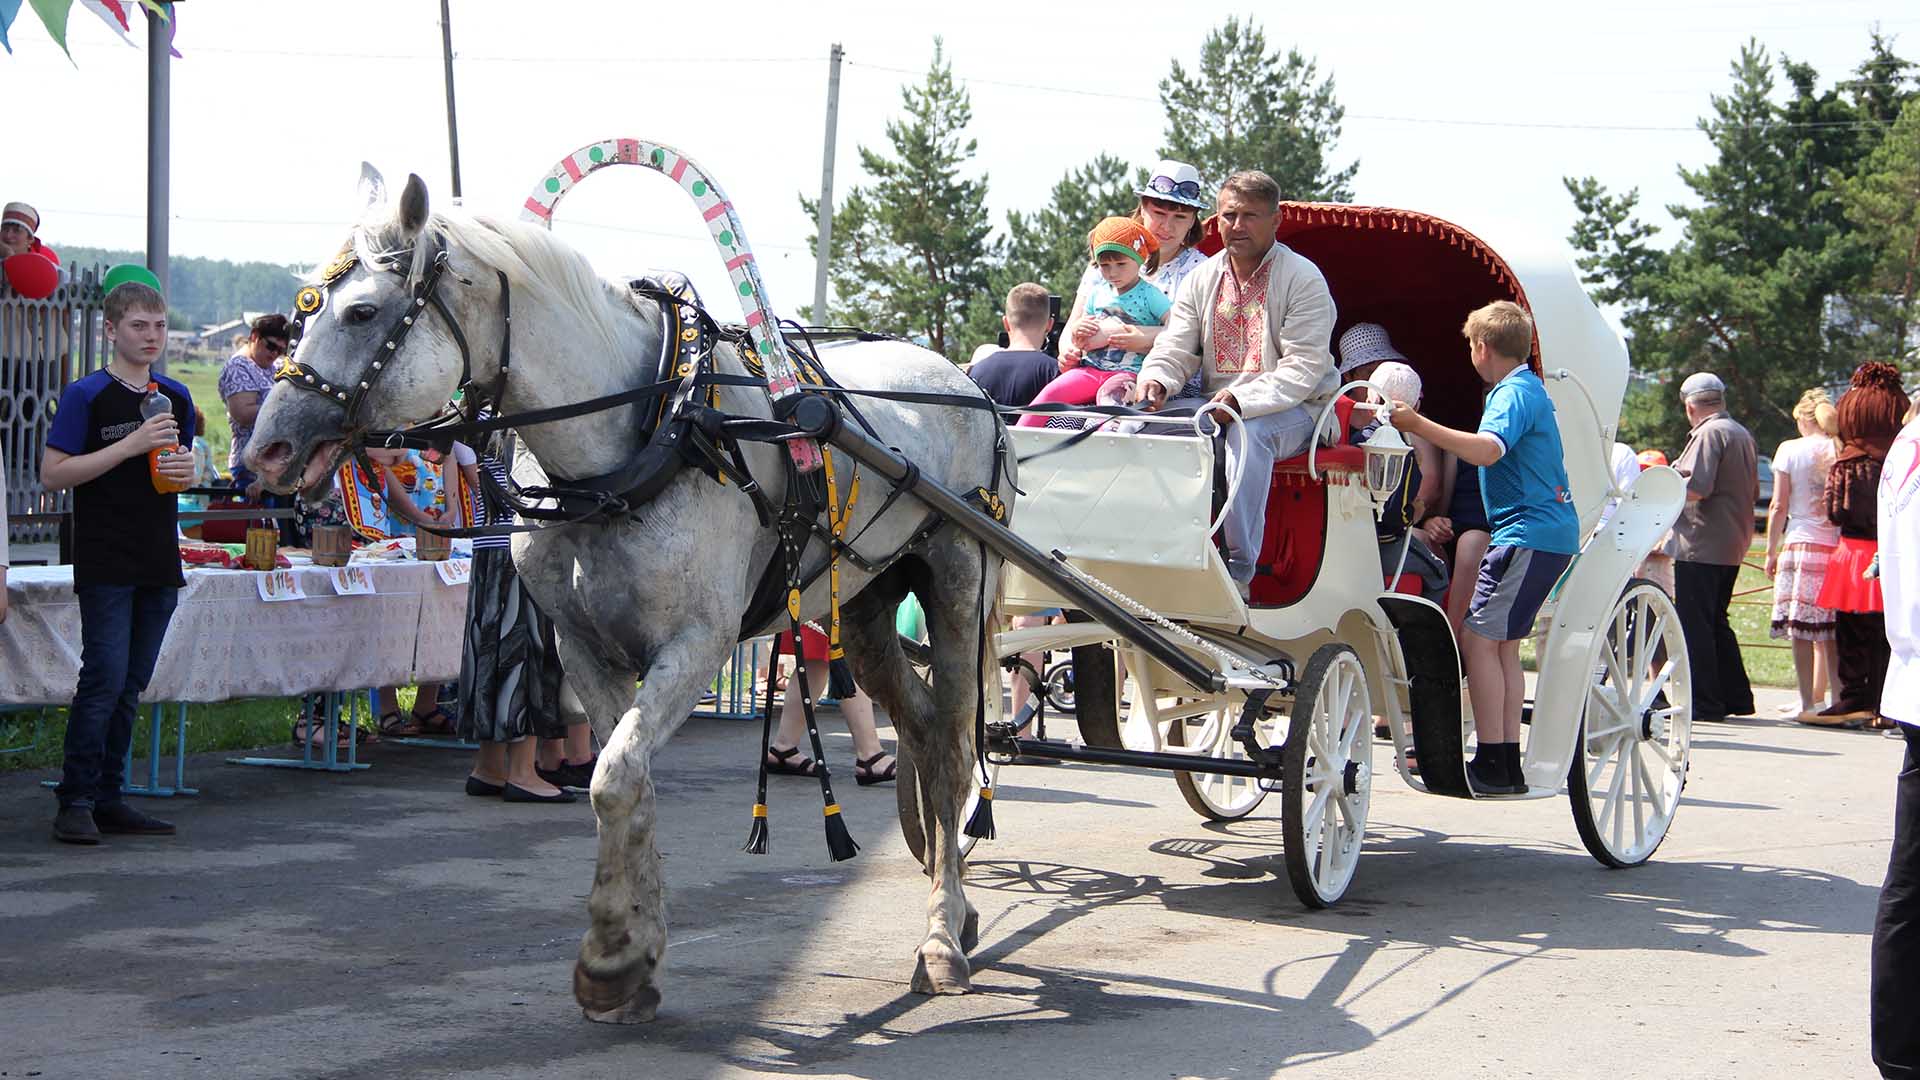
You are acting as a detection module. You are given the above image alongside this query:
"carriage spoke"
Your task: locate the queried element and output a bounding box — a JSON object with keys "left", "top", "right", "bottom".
{"left": 1633, "top": 744, "right": 1668, "bottom": 819}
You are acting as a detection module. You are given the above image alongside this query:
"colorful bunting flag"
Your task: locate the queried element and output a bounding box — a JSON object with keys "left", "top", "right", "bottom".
{"left": 78, "top": 0, "right": 134, "bottom": 47}
{"left": 0, "top": 0, "right": 22, "bottom": 54}
{"left": 25, "top": 0, "right": 72, "bottom": 59}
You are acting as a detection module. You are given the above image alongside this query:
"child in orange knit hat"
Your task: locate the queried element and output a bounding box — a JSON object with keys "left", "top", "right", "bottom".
{"left": 1017, "top": 216, "right": 1172, "bottom": 428}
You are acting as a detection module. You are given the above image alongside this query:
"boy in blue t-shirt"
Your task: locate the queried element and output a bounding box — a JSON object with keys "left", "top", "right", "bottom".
{"left": 41, "top": 282, "right": 196, "bottom": 844}
{"left": 1388, "top": 301, "right": 1578, "bottom": 795}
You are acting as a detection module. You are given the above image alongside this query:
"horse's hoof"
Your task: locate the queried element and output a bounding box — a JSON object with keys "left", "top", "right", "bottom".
{"left": 960, "top": 907, "right": 980, "bottom": 955}
{"left": 910, "top": 944, "right": 973, "bottom": 995}
{"left": 574, "top": 957, "right": 661, "bottom": 1024}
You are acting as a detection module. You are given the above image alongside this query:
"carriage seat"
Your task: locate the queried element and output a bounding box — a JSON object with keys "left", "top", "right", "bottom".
{"left": 1245, "top": 396, "right": 1369, "bottom": 607}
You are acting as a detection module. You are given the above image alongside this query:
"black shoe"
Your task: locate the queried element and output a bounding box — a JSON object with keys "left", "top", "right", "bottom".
{"left": 536, "top": 757, "right": 596, "bottom": 791}
{"left": 53, "top": 805, "right": 102, "bottom": 845}
{"left": 92, "top": 802, "right": 175, "bottom": 835}
{"left": 502, "top": 782, "right": 577, "bottom": 804}
{"left": 1501, "top": 743, "right": 1530, "bottom": 795}
{"left": 465, "top": 775, "right": 505, "bottom": 797}
{"left": 1466, "top": 756, "right": 1522, "bottom": 796}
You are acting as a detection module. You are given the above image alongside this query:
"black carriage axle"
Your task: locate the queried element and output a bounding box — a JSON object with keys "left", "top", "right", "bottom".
{"left": 790, "top": 395, "right": 1229, "bottom": 696}
{"left": 987, "top": 735, "right": 1284, "bottom": 781}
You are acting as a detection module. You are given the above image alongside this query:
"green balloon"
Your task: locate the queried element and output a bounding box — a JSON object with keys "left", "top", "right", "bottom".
{"left": 101, "top": 262, "right": 163, "bottom": 297}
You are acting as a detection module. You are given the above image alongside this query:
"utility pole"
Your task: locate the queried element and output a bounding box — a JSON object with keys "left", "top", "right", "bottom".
{"left": 439, "top": 0, "right": 463, "bottom": 199}
{"left": 811, "top": 43, "right": 843, "bottom": 324}
{"left": 145, "top": 2, "right": 172, "bottom": 373}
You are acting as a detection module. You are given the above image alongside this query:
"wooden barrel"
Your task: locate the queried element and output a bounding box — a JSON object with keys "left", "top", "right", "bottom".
{"left": 414, "top": 528, "right": 452, "bottom": 562}
{"left": 243, "top": 527, "right": 279, "bottom": 572}
{"left": 310, "top": 524, "right": 352, "bottom": 567}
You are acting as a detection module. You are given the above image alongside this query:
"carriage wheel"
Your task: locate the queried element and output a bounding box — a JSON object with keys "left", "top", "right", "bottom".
{"left": 1171, "top": 694, "right": 1284, "bottom": 821}
{"left": 1042, "top": 660, "right": 1077, "bottom": 714}
{"left": 1568, "top": 579, "right": 1693, "bottom": 868}
{"left": 1281, "top": 643, "right": 1373, "bottom": 908}
{"left": 896, "top": 744, "right": 998, "bottom": 868}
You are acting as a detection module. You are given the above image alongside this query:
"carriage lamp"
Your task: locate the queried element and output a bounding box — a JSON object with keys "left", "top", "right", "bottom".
{"left": 1360, "top": 420, "right": 1412, "bottom": 502}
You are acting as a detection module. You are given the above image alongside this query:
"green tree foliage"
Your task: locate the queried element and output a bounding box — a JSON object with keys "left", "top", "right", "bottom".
{"left": 1837, "top": 97, "right": 1920, "bottom": 365}
{"left": 803, "top": 40, "right": 996, "bottom": 361}
{"left": 57, "top": 246, "right": 301, "bottom": 328}
{"left": 1003, "top": 154, "right": 1140, "bottom": 300}
{"left": 1565, "top": 37, "right": 1916, "bottom": 454}
{"left": 1158, "top": 16, "right": 1356, "bottom": 201}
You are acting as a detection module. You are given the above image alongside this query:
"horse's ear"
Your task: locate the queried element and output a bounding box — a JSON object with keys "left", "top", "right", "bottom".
{"left": 397, "top": 174, "right": 430, "bottom": 237}
{"left": 357, "top": 162, "right": 387, "bottom": 210}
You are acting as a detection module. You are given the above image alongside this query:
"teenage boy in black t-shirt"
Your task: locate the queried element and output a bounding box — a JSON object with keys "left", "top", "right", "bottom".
{"left": 41, "top": 282, "right": 196, "bottom": 845}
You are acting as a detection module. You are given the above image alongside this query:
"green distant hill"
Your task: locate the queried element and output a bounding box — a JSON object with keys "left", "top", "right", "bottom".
{"left": 57, "top": 246, "right": 303, "bottom": 329}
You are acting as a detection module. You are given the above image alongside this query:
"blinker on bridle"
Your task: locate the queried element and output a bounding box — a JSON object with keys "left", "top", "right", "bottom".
{"left": 275, "top": 230, "right": 512, "bottom": 448}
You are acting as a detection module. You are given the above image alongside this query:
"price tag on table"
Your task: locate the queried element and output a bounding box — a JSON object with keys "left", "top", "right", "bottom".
{"left": 255, "top": 569, "right": 308, "bottom": 602}
{"left": 330, "top": 566, "right": 377, "bottom": 596}
{"left": 434, "top": 559, "right": 473, "bottom": 586}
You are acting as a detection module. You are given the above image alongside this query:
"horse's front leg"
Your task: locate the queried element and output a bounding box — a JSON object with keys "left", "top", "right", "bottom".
{"left": 569, "top": 628, "right": 734, "bottom": 1024}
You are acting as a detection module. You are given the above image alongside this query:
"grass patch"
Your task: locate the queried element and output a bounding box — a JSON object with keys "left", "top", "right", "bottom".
{"left": 1519, "top": 538, "right": 1790, "bottom": 687}
{"left": 168, "top": 357, "right": 235, "bottom": 471}
{"left": 2, "top": 696, "right": 311, "bottom": 773}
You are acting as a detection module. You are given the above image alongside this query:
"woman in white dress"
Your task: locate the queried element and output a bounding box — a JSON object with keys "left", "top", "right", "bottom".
{"left": 1763, "top": 388, "right": 1841, "bottom": 719}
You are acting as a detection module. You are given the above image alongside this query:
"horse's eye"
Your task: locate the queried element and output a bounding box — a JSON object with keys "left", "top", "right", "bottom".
{"left": 344, "top": 303, "right": 379, "bottom": 325}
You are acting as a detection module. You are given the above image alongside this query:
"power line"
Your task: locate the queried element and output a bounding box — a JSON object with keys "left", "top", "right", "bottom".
{"left": 186, "top": 45, "right": 816, "bottom": 64}
{"left": 843, "top": 59, "right": 1900, "bottom": 133}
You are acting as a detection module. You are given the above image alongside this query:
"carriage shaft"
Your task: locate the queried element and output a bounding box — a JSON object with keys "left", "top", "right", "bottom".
{"left": 807, "top": 407, "right": 1228, "bottom": 695}
{"left": 992, "top": 737, "right": 1280, "bottom": 780}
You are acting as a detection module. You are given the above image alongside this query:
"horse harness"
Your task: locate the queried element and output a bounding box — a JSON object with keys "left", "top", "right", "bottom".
{"left": 274, "top": 236, "right": 1010, "bottom": 643}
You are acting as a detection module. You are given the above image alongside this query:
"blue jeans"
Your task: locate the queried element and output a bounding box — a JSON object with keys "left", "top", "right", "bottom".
{"left": 56, "top": 585, "right": 180, "bottom": 809}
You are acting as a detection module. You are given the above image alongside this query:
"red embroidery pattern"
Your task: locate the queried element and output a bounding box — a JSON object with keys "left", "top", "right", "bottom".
{"left": 1211, "top": 262, "right": 1271, "bottom": 376}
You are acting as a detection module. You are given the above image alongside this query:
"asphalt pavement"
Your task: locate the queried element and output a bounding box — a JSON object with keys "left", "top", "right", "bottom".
{"left": 0, "top": 683, "right": 1898, "bottom": 1079}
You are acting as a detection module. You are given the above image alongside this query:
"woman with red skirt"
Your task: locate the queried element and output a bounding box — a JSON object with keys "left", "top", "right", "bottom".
{"left": 1812, "top": 362, "right": 1907, "bottom": 727}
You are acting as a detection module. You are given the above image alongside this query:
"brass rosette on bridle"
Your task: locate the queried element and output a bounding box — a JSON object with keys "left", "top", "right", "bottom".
{"left": 294, "top": 285, "right": 323, "bottom": 315}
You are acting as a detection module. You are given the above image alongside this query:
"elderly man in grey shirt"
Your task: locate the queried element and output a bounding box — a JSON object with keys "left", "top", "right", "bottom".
{"left": 1666, "top": 372, "right": 1760, "bottom": 722}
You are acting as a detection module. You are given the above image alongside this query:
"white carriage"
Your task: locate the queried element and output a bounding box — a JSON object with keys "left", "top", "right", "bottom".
{"left": 988, "top": 204, "right": 1694, "bottom": 907}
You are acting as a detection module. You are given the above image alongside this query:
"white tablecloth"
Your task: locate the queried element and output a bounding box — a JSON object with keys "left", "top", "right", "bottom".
{"left": 0, "top": 560, "right": 469, "bottom": 705}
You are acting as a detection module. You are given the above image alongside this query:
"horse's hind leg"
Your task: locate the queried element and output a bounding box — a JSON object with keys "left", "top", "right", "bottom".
{"left": 844, "top": 550, "right": 985, "bottom": 994}
{"left": 563, "top": 627, "right": 734, "bottom": 1024}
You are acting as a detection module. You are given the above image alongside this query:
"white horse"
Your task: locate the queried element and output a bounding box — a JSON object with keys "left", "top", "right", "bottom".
{"left": 245, "top": 175, "right": 1005, "bottom": 1022}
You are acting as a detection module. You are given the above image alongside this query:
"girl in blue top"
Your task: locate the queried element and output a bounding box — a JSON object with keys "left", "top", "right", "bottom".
{"left": 1017, "top": 217, "right": 1171, "bottom": 428}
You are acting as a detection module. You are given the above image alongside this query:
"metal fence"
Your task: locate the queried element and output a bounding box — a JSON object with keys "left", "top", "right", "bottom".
{"left": 3, "top": 265, "right": 107, "bottom": 549}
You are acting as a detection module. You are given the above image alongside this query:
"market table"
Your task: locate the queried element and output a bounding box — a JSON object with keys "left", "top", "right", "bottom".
{"left": 1, "top": 555, "right": 471, "bottom": 792}
{"left": 1, "top": 558, "right": 468, "bottom": 704}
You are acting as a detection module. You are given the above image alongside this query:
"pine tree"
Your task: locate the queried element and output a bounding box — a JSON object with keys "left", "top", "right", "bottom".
{"left": 802, "top": 40, "right": 996, "bottom": 362}
{"left": 1158, "top": 17, "right": 1356, "bottom": 201}
{"left": 1838, "top": 98, "right": 1920, "bottom": 365}
{"left": 1565, "top": 38, "right": 1912, "bottom": 453}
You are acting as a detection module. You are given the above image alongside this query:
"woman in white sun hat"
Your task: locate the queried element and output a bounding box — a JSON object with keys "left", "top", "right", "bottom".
{"left": 1061, "top": 160, "right": 1212, "bottom": 374}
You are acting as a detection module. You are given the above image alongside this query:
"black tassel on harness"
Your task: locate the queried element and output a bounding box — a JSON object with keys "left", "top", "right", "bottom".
{"left": 961, "top": 536, "right": 998, "bottom": 843}
{"left": 741, "top": 625, "right": 785, "bottom": 855}
{"left": 827, "top": 656, "right": 858, "bottom": 701}
{"left": 963, "top": 785, "right": 996, "bottom": 840}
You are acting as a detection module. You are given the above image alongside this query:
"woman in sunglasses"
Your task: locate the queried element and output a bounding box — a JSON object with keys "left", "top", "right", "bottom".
{"left": 1059, "top": 160, "right": 1211, "bottom": 378}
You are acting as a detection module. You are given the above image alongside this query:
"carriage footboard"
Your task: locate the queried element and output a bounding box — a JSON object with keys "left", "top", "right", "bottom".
{"left": 1377, "top": 596, "right": 1471, "bottom": 798}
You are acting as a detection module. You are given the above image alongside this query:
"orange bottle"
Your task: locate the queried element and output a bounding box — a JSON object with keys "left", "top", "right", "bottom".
{"left": 140, "top": 382, "right": 190, "bottom": 494}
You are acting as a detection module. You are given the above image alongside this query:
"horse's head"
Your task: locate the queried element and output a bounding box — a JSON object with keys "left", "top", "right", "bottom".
{"left": 247, "top": 173, "right": 485, "bottom": 497}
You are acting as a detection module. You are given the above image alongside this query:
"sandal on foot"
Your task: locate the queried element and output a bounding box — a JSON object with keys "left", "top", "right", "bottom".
{"left": 291, "top": 716, "right": 358, "bottom": 750}
{"left": 378, "top": 710, "right": 426, "bottom": 738}
{"left": 854, "top": 751, "right": 897, "bottom": 786}
{"left": 764, "top": 745, "right": 818, "bottom": 776}
{"left": 409, "top": 705, "right": 457, "bottom": 736}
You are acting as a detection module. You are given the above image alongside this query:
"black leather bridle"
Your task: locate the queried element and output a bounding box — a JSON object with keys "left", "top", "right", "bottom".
{"left": 274, "top": 231, "right": 511, "bottom": 446}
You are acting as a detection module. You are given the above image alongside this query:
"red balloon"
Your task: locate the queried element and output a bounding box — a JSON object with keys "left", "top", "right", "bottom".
{"left": 3, "top": 253, "right": 60, "bottom": 300}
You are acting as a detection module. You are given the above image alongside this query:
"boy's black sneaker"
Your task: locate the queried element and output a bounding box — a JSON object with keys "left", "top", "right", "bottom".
{"left": 1502, "top": 743, "right": 1530, "bottom": 795}
{"left": 1466, "top": 756, "right": 1523, "bottom": 796}
{"left": 92, "top": 803, "right": 176, "bottom": 835}
{"left": 52, "top": 806, "right": 102, "bottom": 845}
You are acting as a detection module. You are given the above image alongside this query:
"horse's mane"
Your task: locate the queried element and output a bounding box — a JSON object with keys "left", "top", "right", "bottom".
{"left": 339, "top": 208, "right": 629, "bottom": 363}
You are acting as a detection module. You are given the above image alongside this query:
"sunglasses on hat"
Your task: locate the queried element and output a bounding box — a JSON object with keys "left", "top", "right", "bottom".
{"left": 1146, "top": 174, "right": 1203, "bottom": 201}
